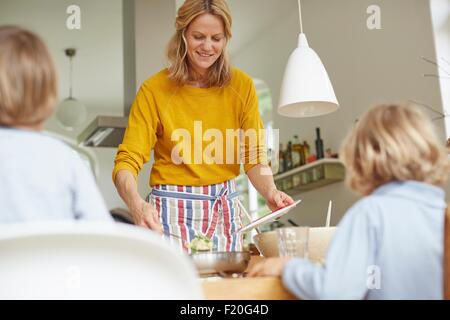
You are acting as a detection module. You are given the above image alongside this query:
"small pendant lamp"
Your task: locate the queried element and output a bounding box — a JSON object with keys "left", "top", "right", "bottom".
{"left": 56, "top": 48, "right": 87, "bottom": 130}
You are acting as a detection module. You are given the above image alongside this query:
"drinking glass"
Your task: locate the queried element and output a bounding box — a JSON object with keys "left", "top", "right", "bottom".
{"left": 277, "top": 227, "right": 309, "bottom": 258}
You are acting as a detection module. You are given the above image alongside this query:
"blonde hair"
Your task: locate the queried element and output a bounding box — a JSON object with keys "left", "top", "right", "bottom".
{"left": 167, "top": 0, "right": 232, "bottom": 87}
{"left": 0, "top": 26, "right": 57, "bottom": 127}
{"left": 340, "top": 103, "right": 450, "bottom": 195}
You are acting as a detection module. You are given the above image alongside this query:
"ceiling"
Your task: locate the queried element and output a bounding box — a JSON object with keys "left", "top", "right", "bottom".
{"left": 227, "top": 0, "right": 296, "bottom": 56}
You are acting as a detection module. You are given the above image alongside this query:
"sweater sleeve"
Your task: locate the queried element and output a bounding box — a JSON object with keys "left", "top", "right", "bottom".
{"left": 112, "top": 85, "right": 159, "bottom": 181}
{"left": 240, "top": 78, "right": 268, "bottom": 173}
{"left": 282, "top": 199, "right": 379, "bottom": 300}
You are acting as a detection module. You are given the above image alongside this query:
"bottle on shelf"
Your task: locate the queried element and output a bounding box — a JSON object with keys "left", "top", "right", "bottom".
{"left": 292, "top": 135, "right": 304, "bottom": 167}
{"left": 279, "top": 143, "right": 285, "bottom": 174}
{"left": 303, "top": 140, "right": 310, "bottom": 162}
{"left": 286, "top": 141, "right": 293, "bottom": 171}
{"left": 315, "top": 128, "right": 324, "bottom": 160}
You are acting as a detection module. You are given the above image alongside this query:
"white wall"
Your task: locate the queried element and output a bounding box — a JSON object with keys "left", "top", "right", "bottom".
{"left": 232, "top": 0, "right": 445, "bottom": 227}
{"left": 135, "top": 0, "right": 175, "bottom": 87}
{"left": 0, "top": 0, "right": 126, "bottom": 209}
{"left": 134, "top": 0, "right": 176, "bottom": 202}
{"left": 0, "top": 0, "right": 124, "bottom": 113}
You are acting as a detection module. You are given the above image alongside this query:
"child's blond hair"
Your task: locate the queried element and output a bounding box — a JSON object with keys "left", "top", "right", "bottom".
{"left": 0, "top": 26, "right": 57, "bottom": 127}
{"left": 340, "top": 103, "right": 450, "bottom": 195}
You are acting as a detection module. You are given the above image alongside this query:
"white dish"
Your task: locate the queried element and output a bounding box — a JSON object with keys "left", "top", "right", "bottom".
{"left": 235, "top": 200, "right": 302, "bottom": 234}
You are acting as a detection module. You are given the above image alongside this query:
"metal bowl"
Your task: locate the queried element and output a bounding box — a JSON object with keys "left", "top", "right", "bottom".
{"left": 190, "top": 251, "right": 251, "bottom": 276}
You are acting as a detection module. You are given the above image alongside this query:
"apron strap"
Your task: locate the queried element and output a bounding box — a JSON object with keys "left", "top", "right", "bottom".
{"left": 205, "top": 186, "right": 230, "bottom": 239}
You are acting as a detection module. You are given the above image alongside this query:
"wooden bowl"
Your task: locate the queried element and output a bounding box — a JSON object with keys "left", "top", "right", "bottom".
{"left": 253, "top": 230, "right": 278, "bottom": 258}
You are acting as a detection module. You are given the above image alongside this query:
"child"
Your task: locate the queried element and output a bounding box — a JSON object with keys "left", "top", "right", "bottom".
{"left": 248, "top": 103, "right": 450, "bottom": 299}
{"left": 0, "top": 26, "right": 112, "bottom": 223}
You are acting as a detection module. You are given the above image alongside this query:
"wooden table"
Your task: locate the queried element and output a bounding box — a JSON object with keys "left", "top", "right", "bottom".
{"left": 202, "top": 256, "right": 297, "bottom": 300}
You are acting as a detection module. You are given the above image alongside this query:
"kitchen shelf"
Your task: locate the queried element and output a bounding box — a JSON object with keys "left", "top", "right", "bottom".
{"left": 274, "top": 158, "right": 345, "bottom": 196}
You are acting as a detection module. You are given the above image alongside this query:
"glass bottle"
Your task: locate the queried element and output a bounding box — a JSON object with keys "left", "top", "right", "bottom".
{"left": 292, "top": 135, "right": 304, "bottom": 167}
{"left": 286, "top": 141, "right": 293, "bottom": 171}
{"left": 303, "top": 140, "right": 310, "bottom": 161}
{"left": 279, "top": 143, "right": 285, "bottom": 173}
{"left": 315, "top": 128, "right": 324, "bottom": 160}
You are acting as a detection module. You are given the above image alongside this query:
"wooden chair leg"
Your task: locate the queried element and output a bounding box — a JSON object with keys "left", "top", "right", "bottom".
{"left": 444, "top": 205, "right": 450, "bottom": 300}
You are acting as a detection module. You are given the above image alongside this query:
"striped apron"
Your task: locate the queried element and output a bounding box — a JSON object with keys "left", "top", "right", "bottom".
{"left": 146, "top": 179, "right": 244, "bottom": 253}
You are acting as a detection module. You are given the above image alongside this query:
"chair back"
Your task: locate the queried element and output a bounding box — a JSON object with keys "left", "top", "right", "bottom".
{"left": 0, "top": 222, "right": 203, "bottom": 299}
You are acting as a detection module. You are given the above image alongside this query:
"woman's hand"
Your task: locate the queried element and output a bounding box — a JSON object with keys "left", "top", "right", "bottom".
{"left": 130, "top": 199, "right": 164, "bottom": 234}
{"left": 266, "top": 189, "right": 294, "bottom": 212}
{"left": 114, "top": 170, "right": 163, "bottom": 235}
{"left": 246, "top": 165, "right": 294, "bottom": 212}
{"left": 247, "top": 257, "right": 292, "bottom": 277}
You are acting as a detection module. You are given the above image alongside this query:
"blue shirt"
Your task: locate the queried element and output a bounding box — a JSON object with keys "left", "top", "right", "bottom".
{"left": 283, "top": 181, "right": 446, "bottom": 299}
{"left": 0, "top": 127, "right": 112, "bottom": 223}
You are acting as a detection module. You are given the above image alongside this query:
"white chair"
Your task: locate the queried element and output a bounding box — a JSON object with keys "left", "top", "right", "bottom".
{"left": 0, "top": 222, "right": 203, "bottom": 300}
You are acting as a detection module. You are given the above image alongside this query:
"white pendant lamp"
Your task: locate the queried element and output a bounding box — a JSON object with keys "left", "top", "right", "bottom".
{"left": 278, "top": 0, "right": 339, "bottom": 118}
{"left": 56, "top": 48, "right": 87, "bottom": 130}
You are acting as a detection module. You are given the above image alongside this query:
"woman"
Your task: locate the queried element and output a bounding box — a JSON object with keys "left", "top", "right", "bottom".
{"left": 113, "top": 0, "right": 293, "bottom": 252}
{"left": 248, "top": 103, "right": 450, "bottom": 299}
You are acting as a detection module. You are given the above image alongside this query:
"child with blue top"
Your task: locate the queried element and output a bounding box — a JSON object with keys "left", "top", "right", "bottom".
{"left": 248, "top": 103, "right": 450, "bottom": 299}
{"left": 0, "top": 26, "right": 112, "bottom": 223}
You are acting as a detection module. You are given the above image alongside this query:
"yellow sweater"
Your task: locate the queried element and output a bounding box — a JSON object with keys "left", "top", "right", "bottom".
{"left": 113, "top": 68, "right": 267, "bottom": 186}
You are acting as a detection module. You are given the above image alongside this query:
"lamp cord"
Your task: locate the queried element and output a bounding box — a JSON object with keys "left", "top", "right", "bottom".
{"left": 69, "top": 56, "right": 73, "bottom": 99}
{"left": 298, "top": 0, "right": 303, "bottom": 34}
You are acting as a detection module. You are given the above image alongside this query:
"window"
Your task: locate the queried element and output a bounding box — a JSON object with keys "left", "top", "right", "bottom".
{"left": 430, "top": 0, "right": 450, "bottom": 137}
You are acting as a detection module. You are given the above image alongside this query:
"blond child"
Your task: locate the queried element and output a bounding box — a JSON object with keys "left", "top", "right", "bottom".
{"left": 248, "top": 103, "right": 450, "bottom": 299}
{"left": 0, "top": 26, "right": 111, "bottom": 222}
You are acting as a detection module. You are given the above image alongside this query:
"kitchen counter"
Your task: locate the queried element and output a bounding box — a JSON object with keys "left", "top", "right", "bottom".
{"left": 202, "top": 256, "right": 297, "bottom": 300}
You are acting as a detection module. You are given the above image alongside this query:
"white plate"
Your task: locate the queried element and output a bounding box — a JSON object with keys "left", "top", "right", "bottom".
{"left": 235, "top": 200, "right": 302, "bottom": 234}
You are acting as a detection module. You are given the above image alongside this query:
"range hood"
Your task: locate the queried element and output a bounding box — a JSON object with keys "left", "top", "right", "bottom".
{"left": 77, "top": 116, "right": 129, "bottom": 147}
{"left": 78, "top": 0, "right": 135, "bottom": 148}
